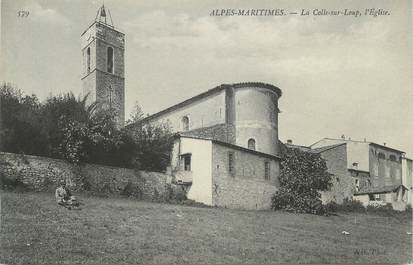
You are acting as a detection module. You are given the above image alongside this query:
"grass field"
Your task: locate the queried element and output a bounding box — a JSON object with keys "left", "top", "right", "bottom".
{"left": 1, "top": 190, "right": 412, "bottom": 264}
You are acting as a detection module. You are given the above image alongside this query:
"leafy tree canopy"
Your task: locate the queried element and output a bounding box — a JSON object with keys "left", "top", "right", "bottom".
{"left": 272, "top": 147, "right": 333, "bottom": 215}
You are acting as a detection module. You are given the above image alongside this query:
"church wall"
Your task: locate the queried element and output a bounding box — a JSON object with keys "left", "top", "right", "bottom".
{"left": 234, "top": 87, "right": 279, "bottom": 156}
{"left": 81, "top": 41, "right": 96, "bottom": 78}
{"left": 82, "top": 72, "right": 97, "bottom": 104}
{"left": 95, "top": 38, "right": 124, "bottom": 77}
{"left": 148, "top": 89, "right": 226, "bottom": 132}
{"left": 95, "top": 71, "right": 125, "bottom": 126}
{"left": 81, "top": 22, "right": 125, "bottom": 127}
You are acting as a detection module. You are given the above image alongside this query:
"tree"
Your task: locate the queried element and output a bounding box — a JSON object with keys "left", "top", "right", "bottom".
{"left": 1, "top": 84, "right": 173, "bottom": 171}
{"left": 271, "top": 147, "right": 333, "bottom": 215}
{"left": 42, "top": 92, "right": 97, "bottom": 158}
{"left": 126, "top": 101, "right": 145, "bottom": 125}
{"left": 0, "top": 83, "right": 48, "bottom": 156}
{"left": 127, "top": 122, "right": 174, "bottom": 172}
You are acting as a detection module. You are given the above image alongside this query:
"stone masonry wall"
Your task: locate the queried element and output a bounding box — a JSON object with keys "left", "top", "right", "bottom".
{"left": 0, "top": 152, "right": 171, "bottom": 200}
{"left": 319, "top": 144, "right": 353, "bottom": 204}
{"left": 211, "top": 143, "right": 279, "bottom": 210}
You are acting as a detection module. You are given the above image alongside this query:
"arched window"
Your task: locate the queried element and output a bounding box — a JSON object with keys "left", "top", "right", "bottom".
{"left": 86, "top": 47, "right": 91, "bottom": 73}
{"left": 182, "top": 116, "right": 189, "bottom": 131}
{"left": 107, "top": 47, "right": 114, "bottom": 73}
{"left": 248, "top": 138, "right": 256, "bottom": 150}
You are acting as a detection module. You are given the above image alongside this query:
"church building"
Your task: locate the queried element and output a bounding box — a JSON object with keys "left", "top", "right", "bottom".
{"left": 81, "top": 6, "right": 283, "bottom": 209}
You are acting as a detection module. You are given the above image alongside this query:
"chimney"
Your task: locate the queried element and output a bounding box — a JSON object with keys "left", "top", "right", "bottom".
{"left": 287, "top": 139, "right": 293, "bottom": 144}
{"left": 341, "top": 134, "right": 345, "bottom": 140}
{"left": 383, "top": 143, "right": 386, "bottom": 146}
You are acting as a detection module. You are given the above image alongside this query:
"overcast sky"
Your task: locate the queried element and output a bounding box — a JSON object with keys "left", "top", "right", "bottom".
{"left": 1, "top": 0, "right": 412, "bottom": 156}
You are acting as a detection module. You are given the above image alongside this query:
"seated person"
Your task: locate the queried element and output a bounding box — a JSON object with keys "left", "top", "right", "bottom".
{"left": 55, "top": 181, "right": 79, "bottom": 209}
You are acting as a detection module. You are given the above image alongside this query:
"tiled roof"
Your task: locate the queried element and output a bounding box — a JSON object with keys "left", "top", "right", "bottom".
{"left": 310, "top": 138, "right": 405, "bottom": 154}
{"left": 309, "top": 143, "right": 346, "bottom": 154}
{"left": 176, "top": 134, "right": 282, "bottom": 160}
{"left": 354, "top": 184, "right": 408, "bottom": 195}
{"left": 284, "top": 142, "right": 345, "bottom": 154}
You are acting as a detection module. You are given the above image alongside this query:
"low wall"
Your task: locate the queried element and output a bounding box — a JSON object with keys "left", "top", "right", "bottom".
{"left": 0, "top": 152, "right": 173, "bottom": 200}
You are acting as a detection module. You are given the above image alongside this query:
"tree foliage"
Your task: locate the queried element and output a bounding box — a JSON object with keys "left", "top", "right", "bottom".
{"left": 0, "top": 83, "right": 47, "bottom": 155}
{"left": 127, "top": 122, "right": 174, "bottom": 172}
{"left": 0, "top": 83, "right": 173, "bottom": 171}
{"left": 271, "top": 147, "right": 333, "bottom": 215}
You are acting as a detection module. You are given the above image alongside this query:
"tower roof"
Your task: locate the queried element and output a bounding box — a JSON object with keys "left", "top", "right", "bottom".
{"left": 95, "top": 4, "right": 114, "bottom": 28}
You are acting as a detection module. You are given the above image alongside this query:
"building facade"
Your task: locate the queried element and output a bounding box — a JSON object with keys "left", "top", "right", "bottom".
{"left": 81, "top": 6, "right": 125, "bottom": 127}
{"left": 170, "top": 135, "right": 281, "bottom": 209}
{"left": 311, "top": 138, "right": 408, "bottom": 209}
{"left": 402, "top": 156, "right": 412, "bottom": 205}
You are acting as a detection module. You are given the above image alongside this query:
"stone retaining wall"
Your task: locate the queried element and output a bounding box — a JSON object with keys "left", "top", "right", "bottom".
{"left": 0, "top": 152, "right": 173, "bottom": 200}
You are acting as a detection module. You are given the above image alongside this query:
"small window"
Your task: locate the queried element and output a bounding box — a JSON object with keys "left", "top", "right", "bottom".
{"left": 181, "top": 116, "right": 189, "bottom": 131}
{"left": 378, "top": 152, "right": 385, "bottom": 159}
{"left": 248, "top": 138, "right": 256, "bottom": 150}
{"left": 86, "top": 47, "right": 91, "bottom": 73}
{"left": 180, "top": 154, "right": 191, "bottom": 171}
{"left": 355, "top": 179, "right": 360, "bottom": 191}
{"left": 389, "top": 155, "right": 396, "bottom": 162}
{"left": 107, "top": 46, "right": 114, "bottom": 73}
{"left": 228, "top": 152, "right": 235, "bottom": 175}
{"left": 336, "top": 177, "right": 340, "bottom": 183}
{"left": 264, "top": 161, "right": 270, "bottom": 180}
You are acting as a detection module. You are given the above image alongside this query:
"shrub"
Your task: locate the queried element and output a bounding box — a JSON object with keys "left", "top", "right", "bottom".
{"left": 121, "top": 182, "right": 143, "bottom": 199}
{"left": 0, "top": 176, "right": 28, "bottom": 192}
{"left": 325, "top": 199, "right": 365, "bottom": 213}
{"left": 271, "top": 148, "right": 332, "bottom": 215}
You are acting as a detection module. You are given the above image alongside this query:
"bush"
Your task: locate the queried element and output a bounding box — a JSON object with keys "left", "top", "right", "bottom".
{"left": 0, "top": 175, "right": 29, "bottom": 192}
{"left": 121, "top": 182, "right": 143, "bottom": 199}
{"left": 271, "top": 148, "right": 332, "bottom": 215}
{"left": 324, "top": 199, "right": 365, "bottom": 213}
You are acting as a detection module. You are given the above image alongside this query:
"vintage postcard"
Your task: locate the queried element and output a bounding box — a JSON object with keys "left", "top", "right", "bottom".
{"left": 0, "top": 0, "right": 412, "bottom": 264}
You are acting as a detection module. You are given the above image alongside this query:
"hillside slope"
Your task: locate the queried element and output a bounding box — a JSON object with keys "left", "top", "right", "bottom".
{"left": 0, "top": 191, "right": 411, "bottom": 264}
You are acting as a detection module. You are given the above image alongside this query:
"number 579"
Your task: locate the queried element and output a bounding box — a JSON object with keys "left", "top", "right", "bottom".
{"left": 17, "top": 11, "right": 29, "bottom": 17}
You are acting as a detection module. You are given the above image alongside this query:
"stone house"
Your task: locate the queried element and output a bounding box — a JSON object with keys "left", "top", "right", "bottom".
{"left": 310, "top": 138, "right": 409, "bottom": 209}
{"left": 283, "top": 141, "right": 353, "bottom": 204}
{"left": 401, "top": 156, "right": 412, "bottom": 205}
{"left": 170, "top": 135, "right": 281, "bottom": 210}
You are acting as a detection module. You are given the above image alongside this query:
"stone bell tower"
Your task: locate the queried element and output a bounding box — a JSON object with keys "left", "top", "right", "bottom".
{"left": 81, "top": 5, "right": 125, "bottom": 127}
